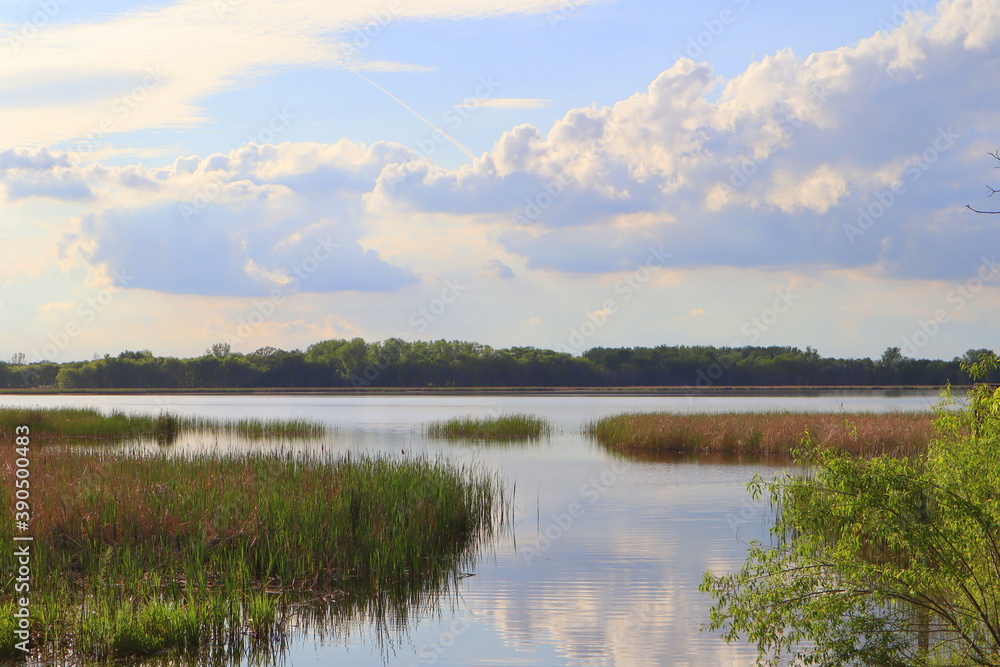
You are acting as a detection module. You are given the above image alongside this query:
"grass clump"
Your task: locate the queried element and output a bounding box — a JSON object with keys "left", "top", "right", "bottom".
{"left": 426, "top": 413, "right": 551, "bottom": 441}
{"left": 0, "top": 405, "right": 327, "bottom": 442}
{"left": 0, "top": 448, "right": 506, "bottom": 661}
{"left": 588, "top": 411, "right": 935, "bottom": 458}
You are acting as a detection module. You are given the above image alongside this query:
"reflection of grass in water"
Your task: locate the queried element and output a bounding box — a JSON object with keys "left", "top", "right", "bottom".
{"left": 0, "top": 448, "right": 506, "bottom": 662}
{"left": 588, "top": 411, "right": 935, "bottom": 459}
{"left": 0, "top": 405, "right": 327, "bottom": 442}
{"left": 598, "top": 445, "right": 793, "bottom": 468}
{"left": 426, "top": 413, "right": 550, "bottom": 442}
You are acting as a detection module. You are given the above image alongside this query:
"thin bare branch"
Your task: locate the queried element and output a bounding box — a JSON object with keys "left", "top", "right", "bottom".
{"left": 966, "top": 205, "right": 1000, "bottom": 214}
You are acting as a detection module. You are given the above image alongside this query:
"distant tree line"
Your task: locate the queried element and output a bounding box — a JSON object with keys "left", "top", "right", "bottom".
{"left": 0, "top": 340, "right": 996, "bottom": 390}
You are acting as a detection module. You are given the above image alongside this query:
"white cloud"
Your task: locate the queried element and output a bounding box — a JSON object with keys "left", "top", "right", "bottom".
{"left": 37, "top": 140, "right": 421, "bottom": 296}
{"left": 36, "top": 301, "right": 75, "bottom": 312}
{"left": 5, "top": 0, "right": 1000, "bottom": 304}
{"left": 460, "top": 97, "right": 551, "bottom": 110}
{"left": 481, "top": 259, "right": 515, "bottom": 279}
{"left": 0, "top": 0, "right": 605, "bottom": 148}
{"left": 367, "top": 0, "right": 1000, "bottom": 280}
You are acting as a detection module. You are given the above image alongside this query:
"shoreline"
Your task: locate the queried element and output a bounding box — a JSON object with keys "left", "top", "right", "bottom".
{"left": 0, "top": 385, "right": 951, "bottom": 397}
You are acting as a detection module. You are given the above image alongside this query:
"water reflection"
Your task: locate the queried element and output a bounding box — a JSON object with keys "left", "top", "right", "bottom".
{"left": 0, "top": 393, "right": 932, "bottom": 666}
{"left": 10, "top": 440, "right": 508, "bottom": 667}
{"left": 442, "top": 456, "right": 780, "bottom": 667}
{"left": 596, "top": 442, "right": 793, "bottom": 467}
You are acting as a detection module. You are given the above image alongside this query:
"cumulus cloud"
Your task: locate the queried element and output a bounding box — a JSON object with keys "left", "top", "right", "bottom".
{"left": 0, "top": 147, "right": 93, "bottom": 202}
{"left": 368, "top": 0, "right": 1000, "bottom": 280}
{"left": 7, "top": 0, "right": 1000, "bottom": 296}
{"left": 37, "top": 141, "right": 420, "bottom": 296}
{"left": 481, "top": 259, "right": 515, "bottom": 279}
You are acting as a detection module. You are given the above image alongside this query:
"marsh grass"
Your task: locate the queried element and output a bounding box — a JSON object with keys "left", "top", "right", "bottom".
{"left": 0, "top": 447, "right": 506, "bottom": 661}
{"left": 0, "top": 406, "right": 327, "bottom": 442}
{"left": 588, "top": 411, "right": 935, "bottom": 458}
{"left": 426, "top": 413, "right": 551, "bottom": 442}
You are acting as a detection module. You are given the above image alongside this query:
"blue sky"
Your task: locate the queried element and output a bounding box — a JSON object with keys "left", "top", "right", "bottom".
{"left": 1, "top": 0, "right": 999, "bottom": 363}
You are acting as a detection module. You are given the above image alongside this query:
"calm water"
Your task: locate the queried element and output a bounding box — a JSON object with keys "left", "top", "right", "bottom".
{"left": 2, "top": 391, "right": 939, "bottom": 666}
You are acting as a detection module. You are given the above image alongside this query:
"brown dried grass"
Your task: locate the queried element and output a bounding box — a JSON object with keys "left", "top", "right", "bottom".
{"left": 588, "top": 411, "right": 936, "bottom": 458}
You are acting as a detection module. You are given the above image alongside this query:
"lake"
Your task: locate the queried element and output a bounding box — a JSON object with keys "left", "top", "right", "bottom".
{"left": 0, "top": 391, "right": 941, "bottom": 666}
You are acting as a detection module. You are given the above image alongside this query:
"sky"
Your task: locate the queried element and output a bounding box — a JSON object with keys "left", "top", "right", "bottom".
{"left": 2, "top": 0, "right": 1000, "bottom": 363}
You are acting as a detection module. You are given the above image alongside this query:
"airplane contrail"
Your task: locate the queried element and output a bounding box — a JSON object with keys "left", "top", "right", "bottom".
{"left": 345, "top": 66, "right": 477, "bottom": 161}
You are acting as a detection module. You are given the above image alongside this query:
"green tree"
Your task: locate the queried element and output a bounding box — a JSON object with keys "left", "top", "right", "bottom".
{"left": 207, "top": 342, "right": 232, "bottom": 359}
{"left": 879, "top": 345, "right": 904, "bottom": 370}
{"left": 55, "top": 366, "right": 83, "bottom": 389}
{"left": 700, "top": 360, "right": 1000, "bottom": 666}
{"left": 118, "top": 349, "right": 154, "bottom": 360}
